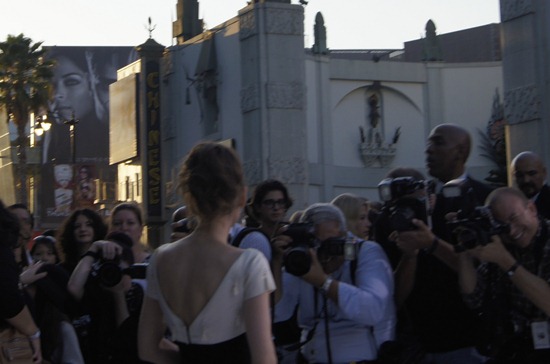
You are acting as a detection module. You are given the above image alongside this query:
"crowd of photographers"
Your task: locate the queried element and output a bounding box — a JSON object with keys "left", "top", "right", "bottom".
{"left": 3, "top": 122, "right": 550, "bottom": 363}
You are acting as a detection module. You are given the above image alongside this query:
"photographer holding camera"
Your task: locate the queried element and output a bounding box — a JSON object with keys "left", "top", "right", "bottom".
{"left": 372, "top": 167, "right": 432, "bottom": 271}
{"left": 67, "top": 232, "right": 147, "bottom": 364}
{"left": 389, "top": 124, "right": 493, "bottom": 363}
{"left": 272, "top": 203, "right": 394, "bottom": 363}
{"left": 458, "top": 187, "right": 550, "bottom": 363}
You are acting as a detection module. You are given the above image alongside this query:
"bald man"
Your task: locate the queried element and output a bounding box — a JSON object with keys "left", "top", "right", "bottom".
{"left": 395, "top": 124, "right": 492, "bottom": 363}
{"left": 459, "top": 187, "right": 550, "bottom": 363}
{"left": 511, "top": 151, "right": 550, "bottom": 219}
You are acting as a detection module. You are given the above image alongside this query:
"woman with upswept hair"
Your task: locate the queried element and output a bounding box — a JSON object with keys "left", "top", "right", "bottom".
{"left": 139, "top": 142, "right": 277, "bottom": 364}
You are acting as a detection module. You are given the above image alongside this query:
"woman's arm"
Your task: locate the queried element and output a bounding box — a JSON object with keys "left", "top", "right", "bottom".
{"left": 68, "top": 240, "right": 121, "bottom": 301}
{"left": 138, "top": 295, "right": 180, "bottom": 364}
{"left": 244, "top": 292, "right": 277, "bottom": 364}
{"left": 6, "top": 305, "right": 43, "bottom": 363}
{"left": 111, "top": 289, "right": 130, "bottom": 328}
{"left": 67, "top": 252, "right": 95, "bottom": 301}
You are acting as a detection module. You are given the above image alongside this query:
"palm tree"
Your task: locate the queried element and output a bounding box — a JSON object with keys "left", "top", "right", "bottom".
{"left": 0, "top": 34, "right": 54, "bottom": 205}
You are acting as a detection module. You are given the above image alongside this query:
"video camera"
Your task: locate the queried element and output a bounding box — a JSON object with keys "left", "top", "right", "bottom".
{"left": 90, "top": 253, "right": 147, "bottom": 287}
{"left": 377, "top": 177, "right": 432, "bottom": 231}
{"left": 281, "top": 223, "right": 358, "bottom": 276}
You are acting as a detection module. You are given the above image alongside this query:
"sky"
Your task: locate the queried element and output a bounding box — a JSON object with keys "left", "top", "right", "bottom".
{"left": 1, "top": 0, "right": 501, "bottom": 50}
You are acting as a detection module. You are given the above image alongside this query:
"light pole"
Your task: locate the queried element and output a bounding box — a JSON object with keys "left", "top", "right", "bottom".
{"left": 34, "top": 114, "right": 52, "bottom": 137}
{"left": 63, "top": 110, "right": 79, "bottom": 164}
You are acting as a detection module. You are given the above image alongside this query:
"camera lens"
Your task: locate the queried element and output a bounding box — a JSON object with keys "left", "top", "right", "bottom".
{"left": 283, "top": 246, "right": 311, "bottom": 277}
{"left": 97, "top": 261, "right": 123, "bottom": 287}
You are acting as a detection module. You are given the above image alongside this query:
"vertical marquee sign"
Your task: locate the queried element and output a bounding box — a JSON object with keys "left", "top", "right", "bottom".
{"left": 145, "top": 60, "right": 161, "bottom": 217}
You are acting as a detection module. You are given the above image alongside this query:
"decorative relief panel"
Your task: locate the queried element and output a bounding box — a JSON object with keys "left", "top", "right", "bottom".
{"left": 239, "top": 10, "right": 257, "bottom": 40}
{"left": 500, "top": 0, "right": 533, "bottom": 21}
{"left": 268, "top": 157, "right": 307, "bottom": 184}
{"left": 241, "top": 84, "right": 260, "bottom": 113}
{"left": 243, "top": 158, "right": 262, "bottom": 185}
{"left": 504, "top": 84, "right": 540, "bottom": 124}
{"left": 266, "top": 82, "right": 303, "bottom": 109}
{"left": 265, "top": 9, "right": 304, "bottom": 35}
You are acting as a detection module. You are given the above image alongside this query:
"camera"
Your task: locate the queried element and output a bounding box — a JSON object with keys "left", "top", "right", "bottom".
{"left": 378, "top": 177, "right": 427, "bottom": 202}
{"left": 90, "top": 256, "right": 148, "bottom": 287}
{"left": 281, "top": 223, "right": 316, "bottom": 277}
{"left": 281, "top": 223, "right": 358, "bottom": 276}
{"left": 317, "top": 237, "right": 358, "bottom": 261}
{"left": 447, "top": 206, "right": 510, "bottom": 252}
{"left": 378, "top": 177, "right": 431, "bottom": 232}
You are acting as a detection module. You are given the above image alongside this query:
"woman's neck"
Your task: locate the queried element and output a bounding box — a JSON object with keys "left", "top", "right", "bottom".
{"left": 192, "top": 214, "right": 235, "bottom": 245}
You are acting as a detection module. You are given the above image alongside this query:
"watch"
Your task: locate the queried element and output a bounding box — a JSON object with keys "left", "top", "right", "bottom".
{"left": 506, "top": 261, "right": 520, "bottom": 277}
{"left": 81, "top": 250, "right": 100, "bottom": 261}
{"left": 320, "top": 277, "right": 333, "bottom": 295}
{"left": 423, "top": 237, "right": 439, "bottom": 255}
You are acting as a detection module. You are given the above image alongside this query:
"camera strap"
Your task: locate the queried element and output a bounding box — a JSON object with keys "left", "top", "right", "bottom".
{"left": 283, "top": 288, "right": 322, "bottom": 352}
{"left": 230, "top": 227, "right": 267, "bottom": 247}
{"left": 350, "top": 239, "right": 365, "bottom": 285}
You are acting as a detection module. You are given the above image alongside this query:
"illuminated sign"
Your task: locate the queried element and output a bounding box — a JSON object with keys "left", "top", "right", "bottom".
{"left": 145, "top": 61, "right": 161, "bottom": 217}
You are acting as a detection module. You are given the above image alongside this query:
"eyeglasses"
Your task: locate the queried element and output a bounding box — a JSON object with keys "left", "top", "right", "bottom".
{"left": 513, "top": 170, "right": 539, "bottom": 179}
{"left": 262, "top": 199, "right": 287, "bottom": 209}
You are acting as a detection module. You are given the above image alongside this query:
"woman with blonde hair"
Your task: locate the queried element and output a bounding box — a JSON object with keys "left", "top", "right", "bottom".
{"left": 331, "top": 193, "right": 372, "bottom": 240}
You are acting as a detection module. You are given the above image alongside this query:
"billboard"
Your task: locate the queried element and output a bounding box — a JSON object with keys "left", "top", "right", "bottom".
{"left": 39, "top": 46, "right": 138, "bottom": 225}
{"left": 110, "top": 73, "right": 139, "bottom": 164}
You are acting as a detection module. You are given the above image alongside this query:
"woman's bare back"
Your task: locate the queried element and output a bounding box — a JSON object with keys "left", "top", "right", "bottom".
{"left": 156, "top": 236, "right": 244, "bottom": 327}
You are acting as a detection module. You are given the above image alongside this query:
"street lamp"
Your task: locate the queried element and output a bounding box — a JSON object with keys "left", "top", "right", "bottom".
{"left": 63, "top": 109, "right": 79, "bottom": 164}
{"left": 34, "top": 114, "right": 52, "bottom": 136}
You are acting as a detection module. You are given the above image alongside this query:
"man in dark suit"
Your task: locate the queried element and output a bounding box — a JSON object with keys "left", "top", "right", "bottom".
{"left": 392, "top": 124, "right": 492, "bottom": 363}
{"left": 511, "top": 151, "right": 550, "bottom": 220}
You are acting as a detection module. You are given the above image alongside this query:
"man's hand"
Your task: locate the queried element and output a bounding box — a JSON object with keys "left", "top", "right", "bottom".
{"left": 392, "top": 219, "right": 435, "bottom": 254}
{"left": 270, "top": 232, "right": 293, "bottom": 265}
{"left": 301, "top": 249, "right": 328, "bottom": 288}
{"left": 468, "top": 235, "right": 515, "bottom": 268}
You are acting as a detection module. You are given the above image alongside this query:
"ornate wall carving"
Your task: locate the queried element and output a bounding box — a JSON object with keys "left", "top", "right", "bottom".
{"left": 266, "top": 82, "right": 304, "bottom": 109}
{"left": 241, "top": 84, "right": 260, "bottom": 112}
{"left": 267, "top": 157, "right": 307, "bottom": 184}
{"left": 243, "top": 158, "right": 262, "bottom": 185}
{"left": 500, "top": 0, "right": 533, "bottom": 21}
{"left": 239, "top": 10, "right": 257, "bottom": 40}
{"left": 265, "top": 9, "right": 304, "bottom": 35}
{"left": 504, "top": 84, "right": 540, "bottom": 124}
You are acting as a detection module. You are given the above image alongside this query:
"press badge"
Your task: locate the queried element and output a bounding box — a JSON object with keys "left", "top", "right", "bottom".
{"left": 531, "top": 321, "right": 550, "bottom": 349}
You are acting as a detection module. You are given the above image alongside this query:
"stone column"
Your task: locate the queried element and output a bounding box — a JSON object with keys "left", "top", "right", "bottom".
{"left": 500, "top": 1, "right": 550, "bottom": 172}
{"left": 239, "top": 2, "right": 309, "bottom": 210}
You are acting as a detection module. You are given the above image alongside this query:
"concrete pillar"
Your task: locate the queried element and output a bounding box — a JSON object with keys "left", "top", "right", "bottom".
{"left": 238, "top": 2, "right": 309, "bottom": 210}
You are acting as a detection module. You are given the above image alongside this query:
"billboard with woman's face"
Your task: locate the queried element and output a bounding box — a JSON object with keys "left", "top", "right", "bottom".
{"left": 39, "top": 46, "right": 138, "bottom": 224}
{"left": 42, "top": 46, "right": 137, "bottom": 164}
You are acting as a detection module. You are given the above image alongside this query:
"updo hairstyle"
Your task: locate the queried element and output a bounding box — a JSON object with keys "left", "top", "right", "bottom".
{"left": 179, "top": 142, "right": 245, "bottom": 220}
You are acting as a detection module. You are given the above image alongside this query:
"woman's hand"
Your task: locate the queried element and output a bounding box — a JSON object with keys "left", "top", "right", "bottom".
{"left": 20, "top": 261, "right": 48, "bottom": 286}
{"left": 90, "top": 240, "right": 123, "bottom": 260}
{"left": 29, "top": 334, "right": 43, "bottom": 363}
